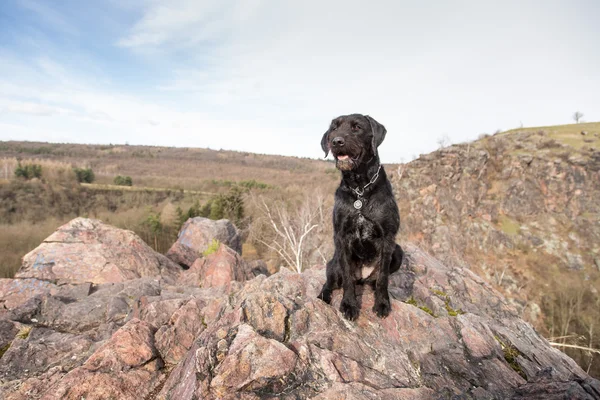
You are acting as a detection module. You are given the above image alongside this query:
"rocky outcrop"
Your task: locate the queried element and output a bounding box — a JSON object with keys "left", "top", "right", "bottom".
{"left": 166, "top": 217, "right": 242, "bottom": 268}
{"left": 178, "top": 243, "right": 266, "bottom": 288}
{"left": 1, "top": 219, "right": 598, "bottom": 399}
{"left": 391, "top": 127, "right": 600, "bottom": 377}
{"left": 15, "top": 218, "right": 181, "bottom": 285}
{"left": 157, "top": 244, "right": 599, "bottom": 399}
{"left": 393, "top": 131, "right": 600, "bottom": 285}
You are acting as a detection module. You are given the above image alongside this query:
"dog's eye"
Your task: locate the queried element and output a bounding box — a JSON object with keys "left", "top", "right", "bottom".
{"left": 352, "top": 124, "right": 361, "bottom": 132}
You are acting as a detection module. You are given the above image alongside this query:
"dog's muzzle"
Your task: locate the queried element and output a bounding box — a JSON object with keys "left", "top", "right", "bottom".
{"left": 336, "top": 156, "right": 355, "bottom": 171}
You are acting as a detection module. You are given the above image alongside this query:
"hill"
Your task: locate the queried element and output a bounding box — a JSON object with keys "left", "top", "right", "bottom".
{"left": 392, "top": 122, "right": 600, "bottom": 376}
{"left": 0, "top": 141, "right": 336, "bottom": 191}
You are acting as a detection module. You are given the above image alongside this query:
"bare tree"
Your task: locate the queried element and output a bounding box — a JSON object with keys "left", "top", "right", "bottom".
{"left": 436, "top": 134, "right": 451, "bottom": 149}
{"left": 573, "top": 111, "right": 584, "bottom": 123}
{"left": 253, "top": 194, "right": 327, "bottom": 273}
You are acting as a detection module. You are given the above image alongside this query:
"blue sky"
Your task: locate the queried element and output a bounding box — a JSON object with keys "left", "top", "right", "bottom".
{"left": 0, "top": 0, "right": 599, "bottom": 162}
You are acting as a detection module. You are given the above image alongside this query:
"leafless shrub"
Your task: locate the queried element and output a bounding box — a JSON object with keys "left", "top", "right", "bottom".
{"left": 436, "top": 134, "right": 451, "bottom": 149}
{"left": 249, "top": 192, "right": 332, "bottom": 272}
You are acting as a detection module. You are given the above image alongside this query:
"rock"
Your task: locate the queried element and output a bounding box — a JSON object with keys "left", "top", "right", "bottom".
{"left": 313, "top": 383, "right": 436, "bottom": 400}
{"left": 177, "top": 243, "right": 257, "bottom": 288}
{"left": 155, "top": 296, "right": 223, "bottom": 365}
{"left": 166, "top": 217, "right": 242, "bottom": 268}
{"left": 566, "top": 252, "right": 584, "bottom": 270}
{"left": 0, "top": 366, "right": 67, "bottom": 400}
{"left": 246, "top": 260, "right": 270, "bottom": 277}
{"left": 0, "top": 319, "right": 18, "bottom": 354}
{"left": 0, "top": 279, "right": 57, "bottom": 319}
{"left": 133, "top": 295, "right": 189, "bottom": 329}
{"left": 15, "top": 218, "right": 181, "bottom": 285}
{"left": 568, "top": 153, "right": 587, "bottom": 166}
{"left": 34, "top": 278, "right": 161, "bottom": 334}
{"left": 512, "top": 367, "right": 600, "bottom": 400}
{"left": 0, "top": 327, "right": 94, "bottom": 381}
{"left": 209, "top": 324, "right": 298, "bottom": 396}
{"left": 39, "top": 319, "right": 163, "bottom": 400}
{"left": 158, "top": 245, "right": 597, "bottom": 399}
{"left": 0, "top": 276, "right": 221, "bottom": 399}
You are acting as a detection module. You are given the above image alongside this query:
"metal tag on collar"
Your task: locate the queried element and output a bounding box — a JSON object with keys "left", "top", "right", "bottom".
{"left": 353, "top": 199, "right": 363, "bottom": 210}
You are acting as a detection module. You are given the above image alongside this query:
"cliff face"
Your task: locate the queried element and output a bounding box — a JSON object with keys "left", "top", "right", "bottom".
{"left": 391, "top": 124, "right": 600, "bottom": 374}
{"left": 1, "top": 218, "right": 598, "bottom": 399}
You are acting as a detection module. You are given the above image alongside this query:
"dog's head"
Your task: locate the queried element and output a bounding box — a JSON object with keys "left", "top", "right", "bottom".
{"left": 320, "top": 114, "right": 387, "bottom": 171}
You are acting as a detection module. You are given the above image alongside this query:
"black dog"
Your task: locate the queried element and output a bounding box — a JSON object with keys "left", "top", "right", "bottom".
{"left": 318, "top": 114, "right": 404, "bottom": 320}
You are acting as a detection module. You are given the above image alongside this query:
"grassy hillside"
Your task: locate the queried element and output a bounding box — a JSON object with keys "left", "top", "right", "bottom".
{"left": 499, "top": 121, "right": 600, "bottom": 150}
{"left": 0, "top": 141, "right": 337, "bottom": 191}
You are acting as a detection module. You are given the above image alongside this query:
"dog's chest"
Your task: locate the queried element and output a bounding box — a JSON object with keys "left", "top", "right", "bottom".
{"left": 351, "top": 215, "right": 382, "bottom": 281}
{"left": 355, "top": 264, "right": 376, "bottom": 280}
{"left": 343, "top": 213, "right": 381, "bottom": 266}
{"left": 353, "top": 213, "right": 376, "bottom": 240}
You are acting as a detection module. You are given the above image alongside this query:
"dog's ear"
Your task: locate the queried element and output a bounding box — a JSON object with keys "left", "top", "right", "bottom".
{"left": 321, "top": 129, "right": 330, "bottom": 157}
{"left": 365, "top": 115, "right": 387, "bottom": 154}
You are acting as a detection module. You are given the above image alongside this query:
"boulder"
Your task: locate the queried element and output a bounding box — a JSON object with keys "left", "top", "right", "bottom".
{"left": 177, "top": 243, "right": 261, "bottom": 288}
{"left": 166, "top": 217, "right": 242, "bottom": 268}
{"left": 15, "top": 218, "right": 181, "bottom": 285}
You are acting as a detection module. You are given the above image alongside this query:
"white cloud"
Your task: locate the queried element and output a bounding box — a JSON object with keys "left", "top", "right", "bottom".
{"left": 117, "top": 1, "right": 238, "bottom": 48}
{"left": 0, "top": 100, "right": 70, "bottom": 117}
{"left": 1, "top": 1, "right": 599, "bottom": 162}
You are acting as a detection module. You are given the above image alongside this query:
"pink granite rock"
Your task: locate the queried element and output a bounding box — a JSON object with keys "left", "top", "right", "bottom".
{"left": 177, "top": 243, "right": 257, "bottom": 288}
{"left": 15, "top": 218, "right": 181, "bottom": 285}
{"left": 166, "top": 217, "right": 241, "bottom": 268}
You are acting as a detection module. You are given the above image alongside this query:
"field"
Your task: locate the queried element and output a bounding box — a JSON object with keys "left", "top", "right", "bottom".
{"left": 0, "top": 141, "right": 344, "bottom": 277}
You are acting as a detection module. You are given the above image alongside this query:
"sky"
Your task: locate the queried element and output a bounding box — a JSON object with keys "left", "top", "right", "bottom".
{"left": 0, "top": 0, "right": 598, "bottom": 163}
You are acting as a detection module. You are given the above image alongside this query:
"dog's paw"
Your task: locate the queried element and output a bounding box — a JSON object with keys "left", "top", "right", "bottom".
{"left": 340, "top": 300, "right": 360, "bottom": 321}
{"left": 373, "top": 299, "right": 391, "bottom": 318}
{"left": 318, "top": 289, "right": 332, "bottom": 304}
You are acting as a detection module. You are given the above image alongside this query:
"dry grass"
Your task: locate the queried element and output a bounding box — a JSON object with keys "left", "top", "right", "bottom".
{"left": 0, "top": 157, "right": 77, "bottom": 183}
{"left": 0, "top": 218, "right": 68, "bottom": 278}
{"left": 0, "top": 141, "right": 338, "bottom": 192}
{"left": 500, "top": 122, "right": 600, "bottom": 150}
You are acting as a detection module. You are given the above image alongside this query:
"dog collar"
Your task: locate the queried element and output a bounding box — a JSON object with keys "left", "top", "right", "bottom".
{"left": 351, "top": 165, "right": 381, "bottom": 210}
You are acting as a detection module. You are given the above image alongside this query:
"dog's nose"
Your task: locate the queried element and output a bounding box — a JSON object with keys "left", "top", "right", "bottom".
{"left": 332, "top": 137, "right": 345, "bottom": 147}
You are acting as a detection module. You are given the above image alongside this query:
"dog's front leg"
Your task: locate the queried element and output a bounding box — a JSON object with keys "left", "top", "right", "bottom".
{"left": 373, "top": 242, "right": 394, "bottom": 318}
{"left": 318, "top": 255, "right": 340, "bottom": 304}
{"left": 339, "top": 251, "right": 359, "bottom": 321}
